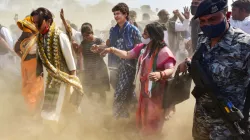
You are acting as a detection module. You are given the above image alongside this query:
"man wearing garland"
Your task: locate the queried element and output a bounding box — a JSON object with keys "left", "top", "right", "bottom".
{"left": 31, "top": 7, "right": 83, "bottom": 122}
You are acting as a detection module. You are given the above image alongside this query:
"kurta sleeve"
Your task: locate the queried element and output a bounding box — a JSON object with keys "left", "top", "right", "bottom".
{"left": 71, "top": 28, "right": 82, "bottom": 45}
{"left": 0, "top": 27, "right": 14, "bottom": 48}
{"left": 158, "top": 47, "right": 176, "bottom": 69}
{"left": 59, "top": 33, "right": 76, "bottom": 71}
{"left": 130, "top": 43, "right": 144, "bottom": 58}
{"left": 132, "top": 26, "right": 142, "bottom": 45}
{"left": 175, "top": 19, "right": 190, "bottom": 32}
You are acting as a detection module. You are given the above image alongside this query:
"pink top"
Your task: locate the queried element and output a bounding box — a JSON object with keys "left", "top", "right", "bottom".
{"left": 131, "top": 43, "right": 176, "bottom": 70}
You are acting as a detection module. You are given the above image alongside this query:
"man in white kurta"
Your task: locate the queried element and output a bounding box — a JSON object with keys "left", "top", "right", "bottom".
{"left": 230, "top": 16, "right": 250, "bottom": 34}
{"left": 230, "top": 0, "right": 250, "bottom": 34}
{"left": 41, "top": 32, "right": 76, "bottom": 122}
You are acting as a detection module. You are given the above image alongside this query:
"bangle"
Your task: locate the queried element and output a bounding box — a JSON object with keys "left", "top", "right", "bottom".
{"left": 160, "top": 71, "right": 163, "bottom": 79}
{"left": 160, "top": 71, "right": 166, "bottom": 80}
{"left": 110, "top": 47, "right": 115, "bottom": 53}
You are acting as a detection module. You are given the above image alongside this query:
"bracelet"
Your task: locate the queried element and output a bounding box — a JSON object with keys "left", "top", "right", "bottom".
{"left": 110, "top": 47, "right": 115, "bottom": 53}
{"left": 160, "top": 71, "right": 163, "bottom": 79}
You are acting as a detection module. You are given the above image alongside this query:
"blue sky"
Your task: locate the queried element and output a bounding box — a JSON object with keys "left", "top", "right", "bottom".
{"left": 80, "top": 0, "right": 233, "bottom": 12}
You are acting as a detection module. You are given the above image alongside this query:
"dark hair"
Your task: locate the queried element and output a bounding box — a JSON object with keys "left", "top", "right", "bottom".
{"left": 112, "top": 3, "right": 129, "bottom": 20}
{"left": 145, "top": 22, "right": 166, "bottom": 56}
{"left": 142, "top": 13, "right": 150, "bottom": 20}
{"left": 31, "top": 7, "right": 53, "bottom": 29}
{"left": 232, "top": 0, "right": 250, "bottom": 13}
{"left": 157, "top": 9, "right": 169, "bottom": 17}
{"left": 81, "top": 23, "right": 93, "bottom": 35}
{"left": 81, "top": 22, "right": 92, "bottom": 28}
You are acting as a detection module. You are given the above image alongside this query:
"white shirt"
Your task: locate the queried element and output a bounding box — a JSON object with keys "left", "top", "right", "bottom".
{"left": 175, "top": 19, "right": 191, "bottom": 34}
{"left": 0, "top": 27, "right": 14, "bottom": 48}
{"left": 164, "top": 31, "right": 169, "bottom": 46}
{"left": 230, "top": 16, "right": 250, "bottom": 34}
{"left": 71, "top": 28, "right": 82, "bottom": 45}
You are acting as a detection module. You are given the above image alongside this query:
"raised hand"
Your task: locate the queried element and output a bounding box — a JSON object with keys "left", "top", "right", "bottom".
{"left": 60, "top": 9, "right": 65, "bottom": 20}
{"left": 182, "top": 6, "right": 190, "bottom": 19}
{"left": 173, "top": 9, "right": 180, "bottom": 17}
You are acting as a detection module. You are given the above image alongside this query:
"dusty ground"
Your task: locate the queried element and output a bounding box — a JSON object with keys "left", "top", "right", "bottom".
{"left": 0, "top": 73, "right": 195, "bottom": 140}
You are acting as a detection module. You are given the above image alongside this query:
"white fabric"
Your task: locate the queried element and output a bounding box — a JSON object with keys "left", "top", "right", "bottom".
{"left": 230, "top": 16, "right": 250, "bottom": 34}
{"left": 0, "top": 53, "right": 21, "bottom": 76}
{"left": 41, "top": 67, "right": 73, "bottom": 121}
{"left": 164, "top": 31, "right": 169, "bottom": 45}
{"left": 29, "top": 43, "right": 37, "bottom": 54}
{"left": 0, "top": 27, "right": 14, "bottom": 48}
{"left": 59, "top": 32, "right": 76, "bottom": 71}
{"left": 175, "top": 19, "right": 191, "bottom": 33}
{"left": 41, "top": 32, "right": 76, "bottom": 122}
{"left": 71, "top": 28, "right": 82, "bottom": 45}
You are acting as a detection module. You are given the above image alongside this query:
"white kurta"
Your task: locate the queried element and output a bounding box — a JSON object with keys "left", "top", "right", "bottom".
{"left": 41, "top": 32, "right": 76, "bottom": 122}
{"left": 0, "top": 29, "right": 20, "bottom": 77}
{"left": 175, "top": 19, "right": 190, "bottom": 33}
{"left": 230, "top": 16, "right": 250, "bottom": 34}
{"left": 71, "top": 28, "right": 82, "bottom": 45}
{"left": 0, "top": 27, "right": 14, "bottom": 48}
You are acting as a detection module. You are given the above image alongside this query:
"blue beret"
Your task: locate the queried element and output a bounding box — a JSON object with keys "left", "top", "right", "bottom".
{"left": 194, "top": 0, "right": 228, "bottom": 19}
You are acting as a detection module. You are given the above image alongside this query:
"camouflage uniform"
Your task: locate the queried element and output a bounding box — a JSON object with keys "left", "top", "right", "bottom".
{"left": 192, "top": 27, "right": 250, "bottom": 140}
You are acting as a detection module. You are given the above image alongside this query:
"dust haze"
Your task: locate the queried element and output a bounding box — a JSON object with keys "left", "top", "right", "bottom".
{"left": 0, "top": 0, "right": 195, "bottom": 140}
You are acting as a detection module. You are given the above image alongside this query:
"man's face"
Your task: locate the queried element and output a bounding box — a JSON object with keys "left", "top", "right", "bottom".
{"left": 232, "top": 7, "right": 241, "bottom": 20}
{"left": 191, "top": 0, "right": 202, "bottom": 15}
{"left": 113, "top": 11, "right": 127, "bottom": 24}
{"left": 191, "top": 0, "right": 202, "bottom": 6}
{"left": 159, "top": 13, "right": 169, "bottom": 22}
{"left": 33, "top": 15, "right": 49, "bottom": 33}
{"left": 199, "top": 12, "right": 224, "bottom": 27}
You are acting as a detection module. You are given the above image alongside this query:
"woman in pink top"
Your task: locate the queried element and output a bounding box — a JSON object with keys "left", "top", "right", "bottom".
{"left": 92, "top": 22, "right": 176, "bottom": 137}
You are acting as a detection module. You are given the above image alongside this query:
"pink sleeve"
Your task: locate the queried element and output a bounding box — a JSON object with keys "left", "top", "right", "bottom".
{"left": 164, "top": 59, "right": 175, "bottom": 69}
{"left": 130, "top": 43, "right": 145, "bottom": 58}
{"left": 158, "top": 46, "right": 176, "bottom": 69}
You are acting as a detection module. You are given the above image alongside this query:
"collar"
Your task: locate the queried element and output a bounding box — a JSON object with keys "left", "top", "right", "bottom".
{"left": 243, "top": 16, "right": 250, "bottom": 21}
{"left": 114, "top": 21, "right": 129, "bottom": 30}
{"left": 218, "top": 26, "right": 234, "bottom": 49}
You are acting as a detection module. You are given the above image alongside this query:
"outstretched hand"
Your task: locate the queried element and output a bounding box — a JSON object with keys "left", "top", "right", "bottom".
{"left": 90, "top": 44, "right": 100, "bottom": 53}
{"left": 100, "top": 48, "right": 112, "bottom": 57}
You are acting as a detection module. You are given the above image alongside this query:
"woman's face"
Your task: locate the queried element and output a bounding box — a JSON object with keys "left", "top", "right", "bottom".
{"left": 142, "top": 28, "right": 150, "bottom": 39}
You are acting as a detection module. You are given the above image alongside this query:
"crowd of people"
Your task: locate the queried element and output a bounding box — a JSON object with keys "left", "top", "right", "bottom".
{"left": 1, "top": 0, "right": 250, "bottom": 139}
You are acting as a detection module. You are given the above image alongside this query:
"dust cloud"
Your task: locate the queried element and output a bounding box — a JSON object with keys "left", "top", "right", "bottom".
{"left": 0, "top": 0, "right": 195, "bottom": 140}
{"left": 0, "top": 71, "right": 195, "bottom": 140}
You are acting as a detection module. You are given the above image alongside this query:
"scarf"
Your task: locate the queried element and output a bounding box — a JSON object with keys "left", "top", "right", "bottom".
{"left": 37, "top": 22, "right": 83, "bottom": 94}
{"left": 138, "top": 45, "right": 159, "bottom": 98}
{"left": 17, "top": 16, "right": 38, "bottom": 61}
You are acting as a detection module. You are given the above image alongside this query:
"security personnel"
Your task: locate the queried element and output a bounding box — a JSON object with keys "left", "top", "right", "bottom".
{"left": 179, "top": 0, "right": 250, "bottom": 139}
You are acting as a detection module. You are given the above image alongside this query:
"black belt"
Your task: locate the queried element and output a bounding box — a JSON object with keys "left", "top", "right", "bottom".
{"left": 24, "top": 54, "right": 36, "bottom": 61}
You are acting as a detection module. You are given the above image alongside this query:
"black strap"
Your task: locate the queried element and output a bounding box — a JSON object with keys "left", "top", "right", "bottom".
{"left": 191, "top": 45, "right": 245, "bottom": 136}
{"left": 243, "top": 84, "right": 250, "bottom": 121}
